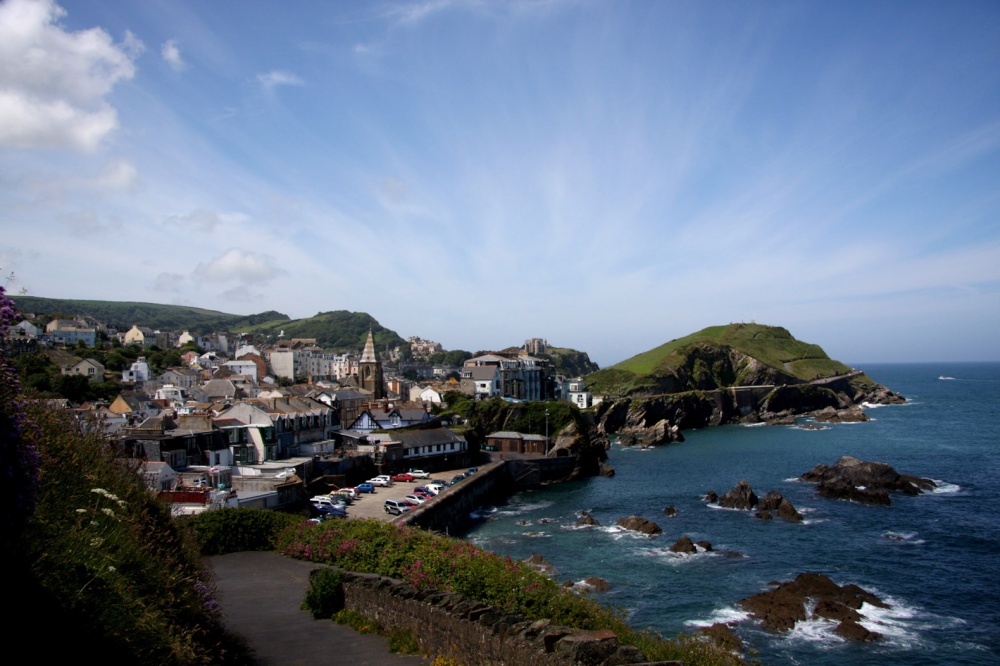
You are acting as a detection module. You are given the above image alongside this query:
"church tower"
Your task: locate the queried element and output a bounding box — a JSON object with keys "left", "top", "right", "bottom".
{"left": 359, "top": 327, "right": 385, "bottom": 399}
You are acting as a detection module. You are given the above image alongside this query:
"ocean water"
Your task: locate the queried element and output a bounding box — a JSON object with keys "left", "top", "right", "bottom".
{"left": 466, "top": 363, "right": 1000, "bottom": 665}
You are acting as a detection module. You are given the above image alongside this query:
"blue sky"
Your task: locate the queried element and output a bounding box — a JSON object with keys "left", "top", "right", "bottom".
{"left": 2, "top": 0, "right": 998, "bottom": 367}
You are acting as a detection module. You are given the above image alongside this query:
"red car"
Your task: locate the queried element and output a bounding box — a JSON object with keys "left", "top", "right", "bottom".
{"left": 391, "top": 473, "right": 415, "bottom": 483}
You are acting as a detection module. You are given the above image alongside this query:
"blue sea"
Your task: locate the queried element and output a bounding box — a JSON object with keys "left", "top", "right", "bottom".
{"left": 466, "top": 363, "right": 1000, "bottom": 665}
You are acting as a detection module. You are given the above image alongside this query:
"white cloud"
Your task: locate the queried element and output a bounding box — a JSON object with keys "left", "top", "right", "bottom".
{"left": 257, "top": 70, "right": 304, "bottom": 92}
{"left": 92, "top": 158, "right": 138, "bottom": 190}
{"left": 194, "top": 248, "right": 284, "bottom": 284}
{"left": 162, "top": 209, "right": 247, "bottom": 232}
{"left": 0, "top": 0, "right": 139, "bottom": 151}
{"left": 152, "top": 272, "right": 185, "bottom": 293}
{"left": 161, "top": 39, "right": 185, "bottom": 71}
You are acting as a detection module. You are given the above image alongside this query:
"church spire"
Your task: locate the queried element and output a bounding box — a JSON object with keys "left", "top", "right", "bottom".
{"left": 360, "top": 326, "right": 379, "bottom": 363}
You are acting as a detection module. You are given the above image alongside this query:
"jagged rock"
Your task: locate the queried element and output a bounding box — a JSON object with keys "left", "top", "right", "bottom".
{"left": 576, "top": 512, "right": 601, "bottom": 527}
{"left": 834, "top": 619, "right": 882, "bottom": 642}
{"left": 582, "top": 576, "right": 611, "bottom": 592}
{"left": 755, "top": 510, "right": 773, "bottom": 520}
{"left": 738, "top": 573, "right": 888, "bottom": 637}
{"left": 598, "top": 462, "right": 616, "bottom": 477}
{"left": 757, "top": 491, "right": 803, "bottom": 521}
{"left": 695, "top": 540, "right": 713, "bottom": 552}
{"left": 669, "top": 536, "right": 704, "bottom": 553}
{"left": 718, "top": 480, "right": 758, "bottom": 510}
{"left": 801, "top": 455, "right": 936, "bottom": 505}
{"left": 524, "top": 553, "right": 558, "bottom": 576}
{"left": 699, "top": 622, "right": 744, "bottom": 652}
{"left": 813, "top": 405, "right": 869, "bottom": 423}
{"left": 767, "top": 415, "right": 797, "bottom": 426}
{"left": 619, "top": 433, "right": 638, "bottom": 447}
{"left": 704, "top": 490, "right": 718, "bottom": 503}
{"left": 616, "top": 515, "right": 663, "bottom": 535}
{"left": 662, "top": 506, "right": 677, "bottom": 517}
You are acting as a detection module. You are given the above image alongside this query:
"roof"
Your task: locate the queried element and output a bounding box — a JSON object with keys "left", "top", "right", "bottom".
{"left": 384, "top": 427, "right": 464, "bottom": 450}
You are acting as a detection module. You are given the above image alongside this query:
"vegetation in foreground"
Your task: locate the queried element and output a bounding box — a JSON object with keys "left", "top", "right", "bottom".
{"left": 270, "top": 516, "right": 748, "bottom": 665}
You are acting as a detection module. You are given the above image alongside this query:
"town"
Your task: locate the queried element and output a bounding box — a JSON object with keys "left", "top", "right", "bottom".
{"left": 5, "top": 311, "right": 597, "bottom": 518}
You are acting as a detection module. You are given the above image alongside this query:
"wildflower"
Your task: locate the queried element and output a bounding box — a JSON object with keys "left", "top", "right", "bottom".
{"left": 91, "top": 488, "right": 120, "bottom": 502}
{"left": 107, "top": 566, "right": 116, "bottom": 572}
{"left": 101, "top": 507, "right": 116, "bottom": 518}
{"left": 75, "top": 508, "right": 87, "bottom": 514}
{"left": 90, "top": 537, "right": 104, "bottom": 547}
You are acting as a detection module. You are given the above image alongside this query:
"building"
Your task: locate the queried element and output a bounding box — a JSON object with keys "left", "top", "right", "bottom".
{"left": 358, "top": 328, "right": 386, "bottom": 399}
{"left": 62, "top": 358, "right": 105, "bottom": 383}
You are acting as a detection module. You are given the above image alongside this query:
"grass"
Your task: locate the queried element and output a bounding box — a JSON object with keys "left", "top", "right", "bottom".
{"left": 276, "top": 517, "right": 747, "bottom": 665}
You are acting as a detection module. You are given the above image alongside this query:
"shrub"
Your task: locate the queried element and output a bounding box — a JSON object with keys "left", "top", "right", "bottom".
{"left": 334, "top": 608, "right": 380, "bottom": 634}
{"left": 386, "top": 628, "right": 420, "bottom": 654}
{"left": 183, "top": 507, "right": 303, "bottom": 555}
{"left": 301, "top": 567, "right": 344, "bottom": 619}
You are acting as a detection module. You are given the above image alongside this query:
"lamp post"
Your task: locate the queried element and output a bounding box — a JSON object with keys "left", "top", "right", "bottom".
{"left": 545, "top": 409, "right": 550, "bottom": 456}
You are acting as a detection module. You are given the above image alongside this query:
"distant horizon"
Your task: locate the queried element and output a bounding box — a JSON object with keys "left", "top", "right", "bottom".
{"left": 12, "top": 292, "right": 1000, "bottom": 369}
{"left": 3, "top": 1, "right": 998, "bottom": 369}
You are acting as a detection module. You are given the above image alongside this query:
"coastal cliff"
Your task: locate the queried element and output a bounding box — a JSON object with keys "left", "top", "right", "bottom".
{"left": 584, "top": 324, "right": 904, "bottom": 450}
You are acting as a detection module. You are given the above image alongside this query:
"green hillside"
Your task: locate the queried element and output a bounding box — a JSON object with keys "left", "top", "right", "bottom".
{"left": 13, "top": 295, "right": 289, "bottom": 334}
{"left": 587, "top": 323, "right": 851, "bottom": 397}
{"left": 231, "top": 310, "right": 405, "bottom": 352}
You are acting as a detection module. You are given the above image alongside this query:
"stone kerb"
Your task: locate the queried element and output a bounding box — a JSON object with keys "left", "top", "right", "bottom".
{"left": 336, "top": 569, "right": 648, "bottom": 666}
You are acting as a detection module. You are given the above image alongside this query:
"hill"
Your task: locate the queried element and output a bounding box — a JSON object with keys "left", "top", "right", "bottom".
{"left": 12, "top": 296, "right": 405, "bottom": 352}
{"left": 586, "top": 323, "right": 851, "bottom": 397}
{"left": 13, "top": 295, "right": 289, "bottom": 334}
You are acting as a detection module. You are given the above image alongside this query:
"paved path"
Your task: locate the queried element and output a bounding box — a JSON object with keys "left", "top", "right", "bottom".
{"left": 206, "top": 551, "right": 427, "bottom": 666}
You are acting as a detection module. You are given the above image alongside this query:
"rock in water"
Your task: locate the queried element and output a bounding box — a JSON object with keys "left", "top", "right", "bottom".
{"left": 718, "top": 480, "right": 759, "bottom": 510}
{"left": 662, "top": 506, "right": 677, "bottom": 517}
{"left": 738, "top": 572, "right": 888, "bottom": 640}
{"left": 576, "top": 512, "right": 601, "bottom": 527}
{"left": 615, "top": 515, "right": 663, "bottom": 535}
{"left": 669, "top": 536, "right": 697, "bottom": 553}
{"left": 801, "top": 455, "right": 936, "bottom": 505}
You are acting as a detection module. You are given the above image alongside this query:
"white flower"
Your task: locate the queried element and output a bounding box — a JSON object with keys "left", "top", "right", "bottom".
{"left": 101, "top": 507, "right": 116, "bottom": 518}
{"left": 91, "top": 488, "right": 120, "bottom": 502}
{"left": 90, "top": 537, "right": 104, "bottom": 547}
{"left": 76, "top": 508, "right": 87, "bottom": 514}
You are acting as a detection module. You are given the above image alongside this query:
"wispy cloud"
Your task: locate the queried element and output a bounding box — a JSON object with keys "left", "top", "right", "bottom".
{"left": 161, "top": 39, "right": 185, "bottom": 71}
{"left": 257, "top": 70, "right": 305, "bottom": 92}
{"left": 194, "top": 248, "right": 285, "bottom": 284}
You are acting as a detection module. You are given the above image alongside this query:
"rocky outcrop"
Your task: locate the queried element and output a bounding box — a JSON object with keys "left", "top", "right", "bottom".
{"left": 738, "top": 572, "right": 888, "bottom": 641}
{"left": 801, "top": 456, "right": 936, "bottom": 505}
{"left": 699, "top": 623, "right": 744, "bottom": 652}
{"left": 758, "top": 491, "right": 803, "bottom": 522}
{"left": 718, "top": 480, "right": 758, "bottom": 510}
{"left": 662, "top": 506, "right": 677, "bottom": 517}
{"left": 525, "top": 553, "right": 558, "bottom": 577}
{"left": 576, "top": 512, "right": 601, "bottom": 527}
{"left": 669, "top": 536, "right": 712, "bottom": 553}
{"left": 615, "top": 515, "right": 662, "bottom": 535}
{"left": 813, "top": 405, "right": 868, "bottom": 423}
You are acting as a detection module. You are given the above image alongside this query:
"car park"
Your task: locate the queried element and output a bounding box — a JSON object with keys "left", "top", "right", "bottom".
{"left": 311, "top": 495, "right": 346, "bottom": 511}
{"left": 313, "top": 506, "right": 347, "bottom": 520}
{"left": 384, "top": 499, "right": 412, "bottom": 515}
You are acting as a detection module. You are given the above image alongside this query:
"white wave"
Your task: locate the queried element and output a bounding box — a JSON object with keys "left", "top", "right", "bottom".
{"left": 931, "top": 480, "right": 961, "bottom": 494}
{"left": 881, "top": 531, "right": 925, "bottom": 545}
{"left": 742, "top": 422, "right": 768, "bottom": 428}
{"left": 784, "top": 615, "right": 845, "bottom": 645}
{"left": 938, "top": 376, "right": 957, "bottom": 380}
{"left": 861, "top": 401, "right": 893, "bottom": 409}
{"left": 783, "top": 476, "right": 803, "bottom": 483}
{"left": 521, "top": 531, "right": 550, "bottom": 538}
{"left": 684, "top": 605, "right": 750, "bottom": 628}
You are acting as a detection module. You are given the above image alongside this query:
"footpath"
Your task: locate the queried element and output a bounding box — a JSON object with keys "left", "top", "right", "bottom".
{"left": 207, "top": 551, "right": 428, "bottom": 666}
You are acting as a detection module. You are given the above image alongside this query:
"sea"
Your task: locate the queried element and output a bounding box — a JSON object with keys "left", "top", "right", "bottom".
{"left": 465, "top": 362, "right": 1000, "bottom": 665}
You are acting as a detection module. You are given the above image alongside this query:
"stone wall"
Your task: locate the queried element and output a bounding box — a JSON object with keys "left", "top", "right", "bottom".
{"left": 338, "top": 570, "right": 650, "bottom": 666}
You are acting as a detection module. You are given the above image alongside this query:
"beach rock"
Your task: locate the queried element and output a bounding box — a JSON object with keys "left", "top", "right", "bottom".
{"left": 582, "top": 576, "right": 611, "bottom": 592}
{"left": 758, "top": 491, "right": 804, "bottom": 521}
{"left": 718, "top": 480, "right": 758, "bottom": 510}
{"left": 616, "top": 515, "right": 663, "bottom": 535}
{"left": 695, "top": 540, "right": 713, "bottom": 552}
{"left": 801, "top": 455, "right": 936, "bottom": 505}
{"left": 618, "top": 433, "right": 638, "bottom": 447}
{"left": 524, "top": 553, "right": 558, "bottom": 576}
{"left": 662, "top": 506, "right": 677, "bottom": 517}
{"left": 834, "top": 619, "right": 881, "bottom": 642}
{"left": 576, "top": 512, "right": 601, "bottom": 527}
{"left": 669, "top": 536, "right": 697, "bottom": 553}
{"left": 699, "top": 623, "right": 744, "bottom": 652}
{"left": 777, "top": 499, "right": 804, "bottom": 522}
{"left": 738, "top": 573, "right": 888, "bottom": 638}
{"left": 813, "top": 405, "right": 869, "bottom": 423}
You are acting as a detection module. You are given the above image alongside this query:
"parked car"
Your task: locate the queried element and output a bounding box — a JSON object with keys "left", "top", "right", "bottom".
{"left": 354, "top": 483, "right": 375, "bottom": 494}
{"left": 392, "top": 473, "right": 415, "bottom": 482}
{"left": 450, "top": 474, "right": 466, "bottom": 485}
{"left": 337, "top": 487, "right": 359, "bottom": 499}
{"left": 467, "top": 467, "right": 478, "bottom": 475}
{"left": 425, "top": 482, "right": 446, "bottom": 495}
{"left": 384, "top": 499, "right": 413, "bottom": 515}
{"left": 369, "top": 476, "right": 392, "bottom": 487}
{"left": 408, "top": 469, "right": 430, "bottom": 479}
{"left": 405, "top": 494, "right": 427, "bottom": 504}
{"left": 310, "top": 495, "right": 345, "bottom": 511}
{"left": 313, "top": 506, "right": 347, "bottom": 520}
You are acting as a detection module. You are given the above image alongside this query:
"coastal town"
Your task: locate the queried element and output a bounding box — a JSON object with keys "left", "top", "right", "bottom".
{"left": 4, "top": 310, "right": 597, "bottom": 518}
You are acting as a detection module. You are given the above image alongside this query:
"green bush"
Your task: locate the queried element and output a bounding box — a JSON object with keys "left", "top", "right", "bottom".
{"left": 277, "top": 519, "right": 746, "bottom": 665}
{"left": 183, "top": 507, "right": 303, "bottom": 555}
{"left": 301, "top": 567, "right": 344, "bottom": 619}
{"left": 387, "top": 628, "right": 420, "bottom": 654}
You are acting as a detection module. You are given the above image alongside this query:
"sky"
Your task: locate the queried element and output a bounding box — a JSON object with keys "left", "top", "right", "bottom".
{"left": 1, "top": 0, "right": 998, "bottom": 368}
